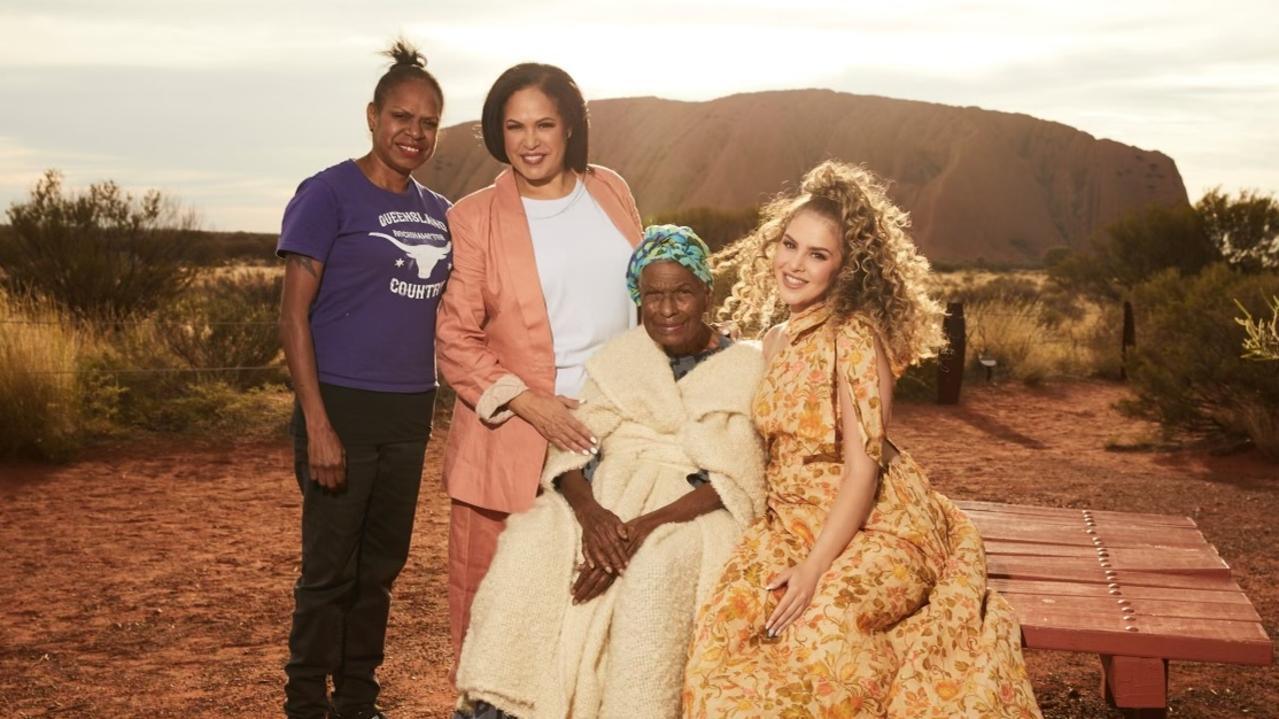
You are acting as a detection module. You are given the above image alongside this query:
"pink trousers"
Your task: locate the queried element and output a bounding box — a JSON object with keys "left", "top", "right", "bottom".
{"left": 447, "top": 499, "right": 508, "bottom": 680}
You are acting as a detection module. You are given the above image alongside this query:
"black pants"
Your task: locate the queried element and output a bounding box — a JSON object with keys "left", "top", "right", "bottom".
{"left": 284, "top": 384, "right": 435, "bottom": 719}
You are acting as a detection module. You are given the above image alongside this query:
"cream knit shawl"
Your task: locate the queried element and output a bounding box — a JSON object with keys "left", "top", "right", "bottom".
{"left": 456, "top": 326, "right": 767, "bottom": 719}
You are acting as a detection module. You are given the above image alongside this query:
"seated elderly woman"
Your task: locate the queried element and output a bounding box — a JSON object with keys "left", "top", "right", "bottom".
{"left": 453, "top": 225, "right": 767, "bottom": 719}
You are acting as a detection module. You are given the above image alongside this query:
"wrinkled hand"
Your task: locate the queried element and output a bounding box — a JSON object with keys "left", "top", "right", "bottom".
{"left": 508, "top": 390, "right": 595, "bottom": 454}
{"left": 307, "top": 423, "right": 346, "bottom": 491}
{"left": 764, "top": 560, "right": 822, "bottom": 637}
{"left": 621, "top": 514, "right": 659, "bottom": 561}
{"left": 575, "top": 504, "right": 630, "bottom": 575}
{"left": 571, "top": 563, "right": 617, "bottom": 604}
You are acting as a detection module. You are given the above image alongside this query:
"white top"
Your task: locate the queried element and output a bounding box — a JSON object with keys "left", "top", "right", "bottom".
{"left": 523, "top": 178, "right": 636, "bottom": 398}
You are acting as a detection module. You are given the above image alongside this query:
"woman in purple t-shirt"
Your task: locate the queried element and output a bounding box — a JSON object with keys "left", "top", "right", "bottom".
{"left": 276, "top": 39, "right": 451, "bottom": 719}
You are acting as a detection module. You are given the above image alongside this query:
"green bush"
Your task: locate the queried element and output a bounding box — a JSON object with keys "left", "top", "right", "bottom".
{"left": 1198, "top": 188, "right": 1279, "bottom": 272}
{"left": 81, "top": 321, "right": 289, "bottom": 435}
{"left": 1050, "top": 204, "right": 1218, "bottom": 299}
{"left": 118, "top": 378, "right": 290, "bottom": 435}
{"left": 3, "top": 170, "right": 197, "bottom": 320}
{"left": 155, "top": 271, "right": 284, "bottom": 388}
{"left": 1127, "top": 264, "right": 1279, "bottom": 457}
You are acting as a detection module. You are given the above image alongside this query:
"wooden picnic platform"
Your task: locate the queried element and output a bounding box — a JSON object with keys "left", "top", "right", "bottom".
{"left": 958, "top": 500, "right": 1274, "bottom": 718}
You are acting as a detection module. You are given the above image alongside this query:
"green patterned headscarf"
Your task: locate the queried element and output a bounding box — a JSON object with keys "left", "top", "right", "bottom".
{"left": 626, "top": 224, "right": 713, "bottom": 304}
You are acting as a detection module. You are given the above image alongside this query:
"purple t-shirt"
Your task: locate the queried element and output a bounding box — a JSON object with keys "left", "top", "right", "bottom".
{"left": 277, "top": 160, "right": 452, "bottom": 393}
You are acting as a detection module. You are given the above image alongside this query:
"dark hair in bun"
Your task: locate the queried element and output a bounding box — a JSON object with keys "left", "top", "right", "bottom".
{"left": 373, "top": 38, "right": 443, "bottom": 110}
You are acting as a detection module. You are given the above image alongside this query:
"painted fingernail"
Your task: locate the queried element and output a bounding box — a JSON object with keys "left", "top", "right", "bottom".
{"left": 590, "top": 435, "right": 598, "bottom": 443}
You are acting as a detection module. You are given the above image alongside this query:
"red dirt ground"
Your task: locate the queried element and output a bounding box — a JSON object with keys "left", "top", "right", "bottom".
{"left": 1, "top": 381, "right": 1275, "bottom": 718}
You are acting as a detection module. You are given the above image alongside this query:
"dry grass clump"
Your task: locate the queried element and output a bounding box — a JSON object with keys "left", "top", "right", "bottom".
{"left": 0, "top": 292, "right": 101, "bottom": 459}
{"left": 930, "top": 270, "right": 1121, "bottom": 384}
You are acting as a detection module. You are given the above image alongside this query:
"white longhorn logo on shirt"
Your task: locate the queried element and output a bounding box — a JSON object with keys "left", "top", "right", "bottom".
{"left": 370, "top": 232, "right": 451, "bottom": 279}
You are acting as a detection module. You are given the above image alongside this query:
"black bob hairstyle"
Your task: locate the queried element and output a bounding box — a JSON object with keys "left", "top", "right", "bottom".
{"left": 480, "top": 63, "right": 589, "bottom": 173}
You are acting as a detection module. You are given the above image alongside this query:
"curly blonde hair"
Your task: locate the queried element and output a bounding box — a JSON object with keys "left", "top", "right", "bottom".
{"left": 714, "top": 160, "right": 945, "bottom": 372}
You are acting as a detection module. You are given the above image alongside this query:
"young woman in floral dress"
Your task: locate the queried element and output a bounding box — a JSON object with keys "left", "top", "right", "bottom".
{"left": 682, "top": 160, "right": 1042, "bottom": 718}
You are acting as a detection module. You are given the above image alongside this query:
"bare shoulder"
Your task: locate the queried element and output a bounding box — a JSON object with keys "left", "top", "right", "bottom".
{"left": 761, "top": 324, "right": 788, "bottom": 364}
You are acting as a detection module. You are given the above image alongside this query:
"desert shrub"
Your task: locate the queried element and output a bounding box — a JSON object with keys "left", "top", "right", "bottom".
{"left": 74, "top": 270, "right": 289, "bottom": 437}
{"left": 1050, "top": 189, "right": 1277, "bottom": 300}
{"left": 119, "top": 378, "right": 290, "bottom": 435}
{"left": 1050, "top": 203, "right": 1217, "bottom": 299}
{"left": 155, "top": 271, "right": 284, "bottom": 388}
{"left": 1198, "top": 188, "right": 1279, "bottom": 272}
{"left": 3, "top": 170, "right": 197, "bottom": 320}
{"left": 1126, "top": 264, "right": 1279, "bottom": 457}
{"left": 81, "top": 319, "right": 289, "bottom": 435}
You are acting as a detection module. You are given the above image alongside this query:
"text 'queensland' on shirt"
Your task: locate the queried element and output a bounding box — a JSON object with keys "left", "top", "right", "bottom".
{"left": 277, "top": 159, "right": 453, "bottom": 393}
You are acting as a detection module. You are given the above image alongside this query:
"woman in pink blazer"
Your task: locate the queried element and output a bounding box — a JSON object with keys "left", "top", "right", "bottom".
{"left": 435, "top": 63, "right": 643, "bottom": 666}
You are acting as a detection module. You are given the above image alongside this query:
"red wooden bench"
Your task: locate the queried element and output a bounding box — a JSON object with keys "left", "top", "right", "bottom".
{"left": 957, "top": 500, "right": 1274, "bottom": 719}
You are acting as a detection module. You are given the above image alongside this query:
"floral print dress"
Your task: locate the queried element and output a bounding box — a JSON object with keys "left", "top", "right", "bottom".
{"left": 682, "top": 303, "right": 1041, "bottom": 718}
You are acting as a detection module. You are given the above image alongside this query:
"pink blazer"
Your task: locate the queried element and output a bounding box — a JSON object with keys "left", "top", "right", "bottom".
{"left": 436, "top": 165, "right": 643, "bottom": 513}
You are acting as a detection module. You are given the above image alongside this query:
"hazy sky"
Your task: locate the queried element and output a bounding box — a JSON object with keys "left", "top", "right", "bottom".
{"left": 2, "top": 0, "right": 1276, "bottom": 232}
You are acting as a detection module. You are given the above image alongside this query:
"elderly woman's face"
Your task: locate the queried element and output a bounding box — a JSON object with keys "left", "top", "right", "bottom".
{"left": 639, "top": 261, "right": 711, "bottom": 356}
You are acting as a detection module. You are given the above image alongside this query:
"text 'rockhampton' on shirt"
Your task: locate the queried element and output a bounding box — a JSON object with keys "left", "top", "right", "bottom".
{"left": 277, "top": 159, "right": 452, "bottom": 394}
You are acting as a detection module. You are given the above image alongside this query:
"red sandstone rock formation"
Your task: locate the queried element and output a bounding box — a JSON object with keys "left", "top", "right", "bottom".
{"left": 417, "top": 89, "right": 1188, "bottom": 264}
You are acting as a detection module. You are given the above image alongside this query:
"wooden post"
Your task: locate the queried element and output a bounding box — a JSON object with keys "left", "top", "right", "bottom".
{"left": 937, "top": 301, "right": 965, "bottom": 405}
{"left": 1100, "top": 655, "right": 1168, "bottom": 718}
{"left": 1120, "top": 300, "right": 1135, "bottom": 381}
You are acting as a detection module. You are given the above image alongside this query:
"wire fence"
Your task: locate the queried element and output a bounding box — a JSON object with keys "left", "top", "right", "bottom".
{"left": 1, "top": 316, "right": 285, "bottom": 376}
{"left": 15, "top": 365, "right": 283, "bottom": 376}
{"left": 0, "top": 319, "right": 276, "bottom": 327}
{"left": 0, "top": 303, "right": 1127, "bottom": 378}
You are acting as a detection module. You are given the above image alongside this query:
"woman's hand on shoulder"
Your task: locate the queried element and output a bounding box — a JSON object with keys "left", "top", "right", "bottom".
{"left": 507, "top": 389, "right": 597, "bottom": 454}
{"left": 763, "top": 559, "right": 823, "bottom": 638}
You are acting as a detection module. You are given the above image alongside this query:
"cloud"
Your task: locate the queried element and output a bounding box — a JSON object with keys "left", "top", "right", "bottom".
{"left": 2, "top": 0, "right": 1276, "bottom": 229}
